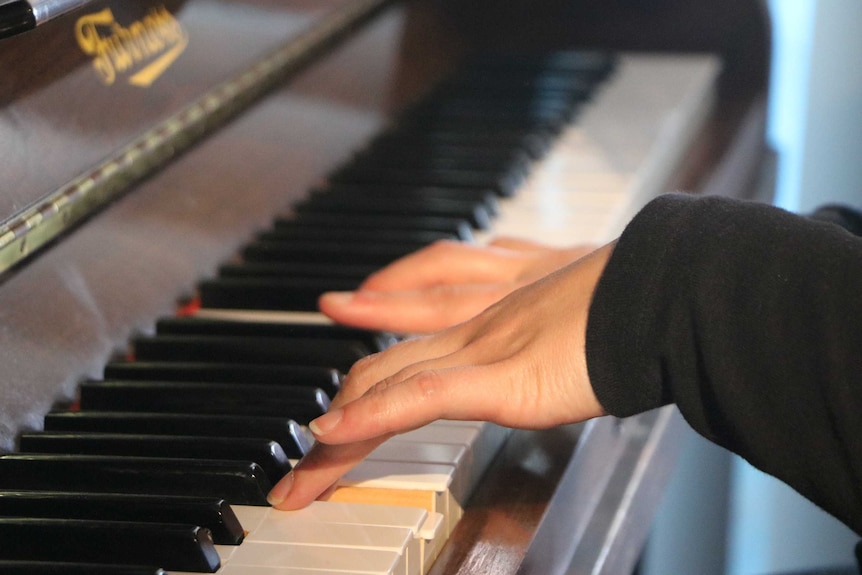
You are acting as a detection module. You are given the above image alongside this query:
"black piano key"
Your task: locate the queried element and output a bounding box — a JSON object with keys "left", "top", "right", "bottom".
{"left": 401, "top": 110, "right": 566, "bottom": 134}
{"left": 0, "top": 491, "right": 244, "bottom": 545}
{"left": 368, "top": 130, "right": 550, "bottom": 160}
{"left": 416, "top": 83, "right": 584, "bottom": 104}
{"left": 43, "top": 412, "right": 312, "bottom": 458}
{"left": 0, "top": 562, "right": 165, "bottom": 575}
{"left": 313, "top": 183, "right": 502, "bottom": 213}
{"left": 217, "top": 261, "right": 377, "bottom": 283}
{"left": 344, "top": 150, "right": 529, "bottom": 183}
{"left": 0, "top": 518, "right": 220, "bottom": 573}
{"left": 79, "top": 381, "right": 328, "bottom": 423}
{"left": 256, "top": 225, "right": 457, "bottom": 245}
{"left": 0, "top": 455, "right": 272, "bottom": 506}
{"left": 199, "top": 276, "right": 358, "bottom": 312}
{"left": 294, "top": 194, "right": 493, "bottom": 230}
{"left": 18, "top": 433, "right": 291, "bottom": 484}
{"left": 463, "top": 50, "right": 614, "bottom": 76}
{"left": 105, "top": 361, "right": 342, "bottom": 398}
{"left": 432, "top": 79, "right": 592, "bottom": 104}
{"left": 405, "top": 98, "right": 577, "bottom": 127}
{"left": 415, "top": 90, "right": 582, "bottom": 109}
{"left": 329, "top": 165, "right": 520, "bottom": 198}
{"left": 132, "top": 334, "right": 367, "bottom": 374}
{"left": 406, "top": 85, "right": 578, "bottom": 111}
{"left": 277, "top": 213, "right": 475, "bottom": 241}
{"left": 358, "top": 136, "right": 532, "bottom": 165}
{"left": 441, "top": 60, "right": 607, "bottom": 86}
{"left": 155, "top": 316, "right": 394, "bottom": 351}
{"left": 338, "top": 135, "right": 530, "bottom": 188}
{"left": 241, "top": 239, "right": 425, "bottom": 266}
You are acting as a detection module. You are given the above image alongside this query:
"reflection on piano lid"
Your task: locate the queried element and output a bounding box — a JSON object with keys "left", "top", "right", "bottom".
{"left": 0, "top": 0, "right": 770, "bottom": 574}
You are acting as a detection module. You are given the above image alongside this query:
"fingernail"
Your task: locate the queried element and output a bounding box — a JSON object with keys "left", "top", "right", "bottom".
{"left": 267, "top": 471, "right": 294, "bottom": 507}
{"left": 322, "top": 291, "right": 354, "bottom": 305}
{"left": 308, "top": 408, "right": 343, "bottom": 436}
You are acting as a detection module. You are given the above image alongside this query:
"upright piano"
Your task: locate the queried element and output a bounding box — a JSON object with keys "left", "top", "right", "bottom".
{"left": 0, "top": 1, "right": 770, "bottom": 573}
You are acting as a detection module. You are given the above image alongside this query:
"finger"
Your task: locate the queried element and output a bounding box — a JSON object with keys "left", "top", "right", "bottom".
{"left": 488, "top": 236, "right": 550, "bottom": 251}
{"left": 309, "top": 364, "right": 517, "bottom": 446}
{"left": 360, "top": 240, "right": 522, "bottom": 291}
{"left": 268, "top": 437, "right": 386, "bottom": 510}
{"left": 319, "top": 283, "right": 513, "bottom": 333}
{"left": 331, "top": 330, "right": 472, "bottom": 408}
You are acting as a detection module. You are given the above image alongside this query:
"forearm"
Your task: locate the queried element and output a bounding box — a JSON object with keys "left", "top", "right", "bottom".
{"left": 586, "top": 193, "right": 862, "bottom": 534}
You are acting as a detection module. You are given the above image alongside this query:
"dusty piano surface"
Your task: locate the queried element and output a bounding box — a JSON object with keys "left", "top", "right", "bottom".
{"left": 0, "top": 0, "right": 770, "bottom": 573}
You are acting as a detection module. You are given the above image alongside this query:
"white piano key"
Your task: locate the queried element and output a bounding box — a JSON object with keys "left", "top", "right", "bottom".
{"left": 369, "top": 441, "right": 470, "bottom": 515}
{"left": 399, "top": 422, "right": 510, "bottom": 488}
{"left": 370, "top": 440, "right": 467, "bottom": 468}
{"left": 263, "top": 503, "right": 444, "bottom": 575}
{"left": 216, "top": 544, "right": 236, "bottom": 564}
{"left": 232, "top": 505, "right": 269, "bottom": 534}
{"left": 225, "top": 541, "right": 405, "bottom": 575}
{"left": 194, "top": 308, "right": 335, "bottom": 325}
{"left": 397, "top": 424, "right": 479, "bottom": 447}
{"left": 247, "top": 521, "right": 418, "bottom": 575}
{"left": 339, "top": 460, "right": 454, "bottom": 496}
{"left": 418, "top": 512, "right": 445, "bottom": 569}
{"left": 262, "top": 501, "right": 428, "bottom": 534}
{"left": 217, "top": 567, "right": 372, "bottom": 575}
{"left": 332, "top": 459, "right": 460, "bottom": 536}
{"left": 245, "top": 501, "right": 442, "bottom": 575}
{"left": 217, "top": 568, "right": 373, "bottom": 575}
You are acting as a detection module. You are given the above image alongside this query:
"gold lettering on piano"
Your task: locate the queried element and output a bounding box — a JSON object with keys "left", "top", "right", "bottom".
{"left": 75, "top": 7, "right": 188, "bottom": 87}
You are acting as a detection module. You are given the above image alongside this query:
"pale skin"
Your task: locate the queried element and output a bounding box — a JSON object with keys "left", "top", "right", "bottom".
{"left": 267, "top": 237, "right": 615, "bottom": 509}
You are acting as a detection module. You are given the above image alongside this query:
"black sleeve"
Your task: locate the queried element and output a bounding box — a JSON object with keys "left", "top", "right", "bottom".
{"left": 586, "top": 193, "right": 862, "bottom": 535}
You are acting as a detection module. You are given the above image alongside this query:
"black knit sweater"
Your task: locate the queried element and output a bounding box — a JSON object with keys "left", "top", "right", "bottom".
{"left": 587, "top": 194, "right": 862, "bottom": 536}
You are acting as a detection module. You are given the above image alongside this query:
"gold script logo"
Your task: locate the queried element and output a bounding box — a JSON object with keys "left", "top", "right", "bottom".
{"left": 75, "top": 6, "right": 188, "bottom": 87}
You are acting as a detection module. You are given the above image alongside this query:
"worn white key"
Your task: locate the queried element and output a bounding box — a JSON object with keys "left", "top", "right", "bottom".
{"left": 418, "top": 513, "right": 445, "bottom": 569}
{"left": 368, "top": 441, "right": 470, "bottom": 518}
{"left": 330, "top": 459, "right": 460, "bottom": 536}
{"left": 225, "top": 541, "right": 405, "bottom": 575}
{"left": 248, "top": 521, "right": 418, "bottom": 575}
{"left": 263, "top": 501, "right": 428, "bottom": 533}
{"left": 239, "top": 502, "right": 442, "bottom": 575}
{"left": 428, "top": 421, "right": 511, "bottom": 471}
{"left": 398, "top": 422, "right": 509, "bottom": 489}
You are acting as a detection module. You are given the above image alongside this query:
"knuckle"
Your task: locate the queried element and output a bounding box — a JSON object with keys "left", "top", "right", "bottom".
{"left": 411, "top": 369, "right": 444, "bottom": 403}
{"left": 343, "top": 353, "right": 379, "bottom": 387}
{"left": 347, "top": 354, "right": 374, "bottom": 376}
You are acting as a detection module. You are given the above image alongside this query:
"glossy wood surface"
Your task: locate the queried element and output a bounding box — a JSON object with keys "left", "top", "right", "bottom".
{"left": 0, "top": 0, "right": 343, "bottom": 222}
{"left": 429, "top": 425, "right": 588, "bottom": 575}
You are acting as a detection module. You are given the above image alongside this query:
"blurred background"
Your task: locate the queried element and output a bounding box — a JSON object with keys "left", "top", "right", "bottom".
{"left": 642, "top": 2, "right": 862, "bottom": 573}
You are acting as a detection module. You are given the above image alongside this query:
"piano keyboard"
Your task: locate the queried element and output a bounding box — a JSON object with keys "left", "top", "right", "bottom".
{"left": 0, "top": 51, "right": 718, "bottom": 574}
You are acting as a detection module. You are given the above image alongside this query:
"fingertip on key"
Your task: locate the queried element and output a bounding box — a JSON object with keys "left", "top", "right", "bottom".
{"left": 267, "top": 470, "right": 294, "bottom": 508}
{"left": 308, "top": 408, "right": 343, "bottom": 437}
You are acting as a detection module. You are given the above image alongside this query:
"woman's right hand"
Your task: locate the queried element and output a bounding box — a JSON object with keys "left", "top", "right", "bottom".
{"left": 269, "top": 241, "right": 614, "bottom": 511}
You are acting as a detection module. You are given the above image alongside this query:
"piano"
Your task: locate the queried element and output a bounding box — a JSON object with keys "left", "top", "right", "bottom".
{"left": 0, "top": 0, "right": 770, "bottom": 573}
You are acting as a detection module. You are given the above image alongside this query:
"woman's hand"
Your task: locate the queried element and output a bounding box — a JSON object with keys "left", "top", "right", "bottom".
{"left": 268, "top": 242, "right": 615, "bottom": 510}
{"left": 319, "top": 237, "right": 595, "bottom": 333}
